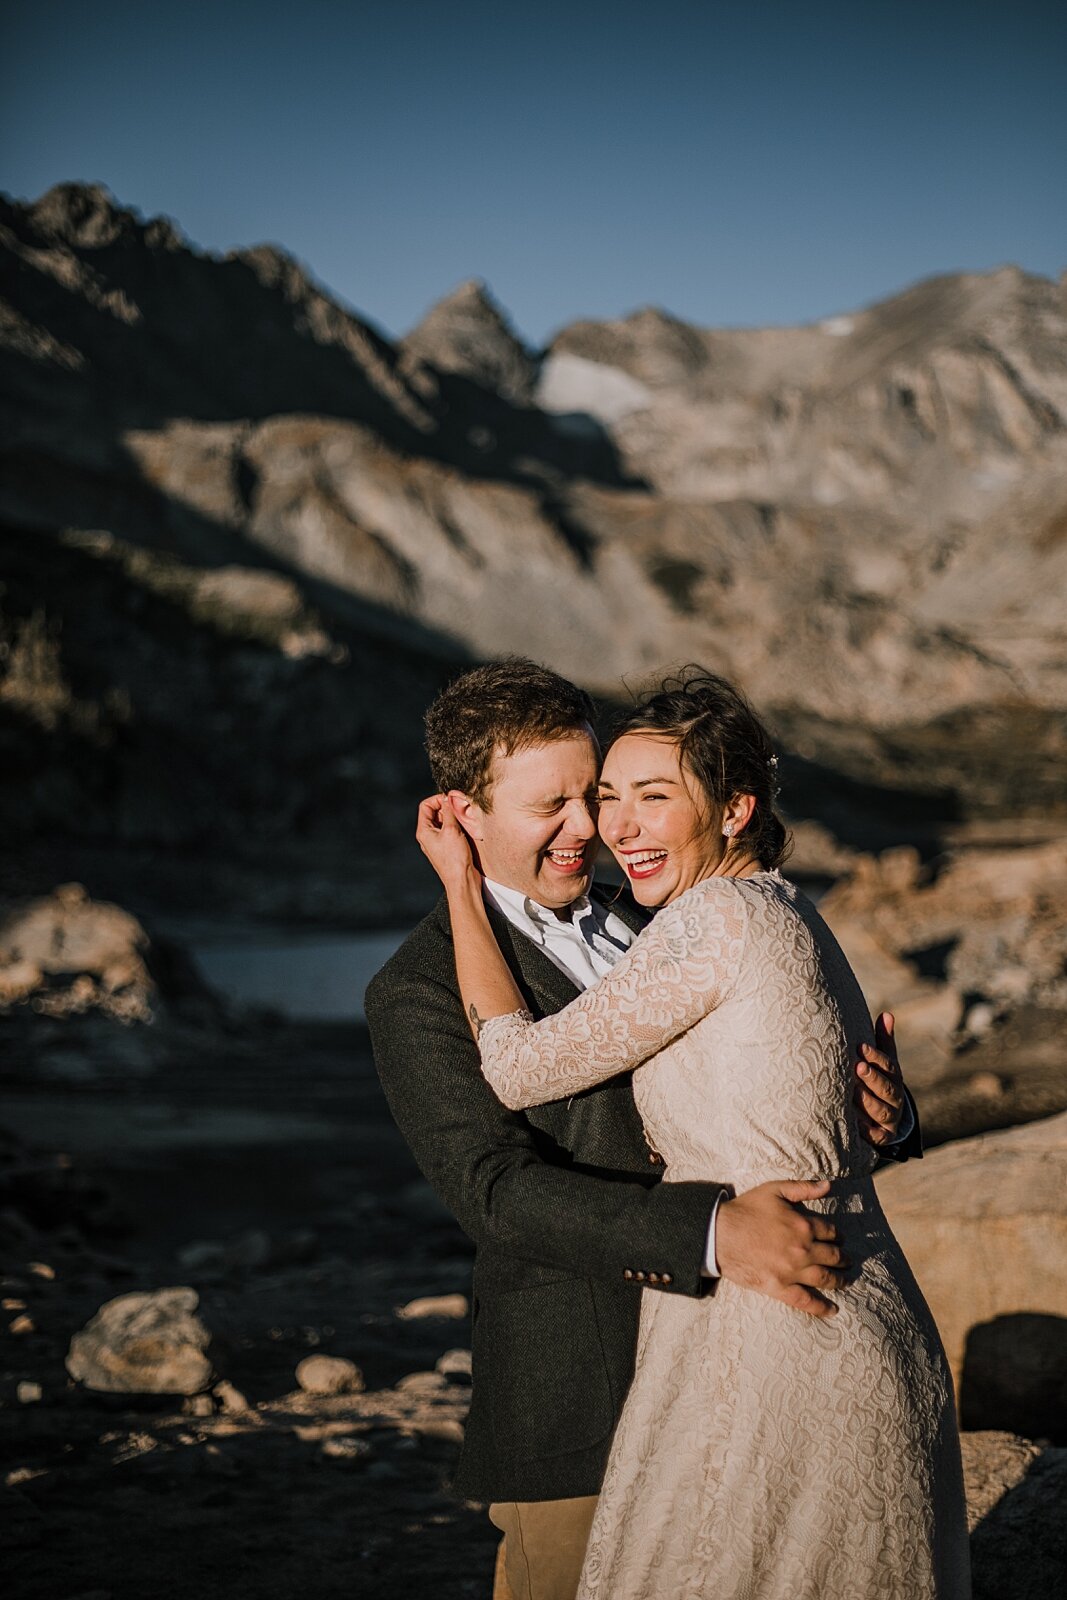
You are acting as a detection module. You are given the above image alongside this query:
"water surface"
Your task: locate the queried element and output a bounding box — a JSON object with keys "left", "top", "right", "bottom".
{"left": 190, "top": 930, "right": 408, "bottom": 1021}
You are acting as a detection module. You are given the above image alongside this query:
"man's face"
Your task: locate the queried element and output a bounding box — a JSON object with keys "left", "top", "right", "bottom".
{"left": 453, "top": 731, "right": 601, "bottom": 908}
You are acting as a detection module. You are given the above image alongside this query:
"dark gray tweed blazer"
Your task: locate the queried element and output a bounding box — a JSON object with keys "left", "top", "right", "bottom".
{"left": 364, "top": 885, "right": 722, "bottom": 1503}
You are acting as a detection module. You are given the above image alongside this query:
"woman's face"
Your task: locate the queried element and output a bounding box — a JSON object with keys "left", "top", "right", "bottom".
{"left": 597, "top": 733, "right": 731, "bottom": 907}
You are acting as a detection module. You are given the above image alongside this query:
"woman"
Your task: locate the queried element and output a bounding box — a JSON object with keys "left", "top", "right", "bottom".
{"left": 418, "top": 669, "right": 970, "bottom": 1600}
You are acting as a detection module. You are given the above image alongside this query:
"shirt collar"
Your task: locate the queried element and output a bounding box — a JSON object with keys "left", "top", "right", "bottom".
{"left": 483, "top": 878, "right": 593, "bottom": 931}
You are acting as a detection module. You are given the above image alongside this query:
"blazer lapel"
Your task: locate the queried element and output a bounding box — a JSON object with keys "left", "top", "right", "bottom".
{"left": 486, "top": 903, "right": 583, "bottom": 1016}
{"left": 591, "top": 881, "right": 649, "bottom": 938}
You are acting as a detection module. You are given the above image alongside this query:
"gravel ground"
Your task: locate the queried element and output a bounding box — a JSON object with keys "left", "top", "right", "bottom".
{"left": 1, "top": 1016, "right": 496, "bottom": 1600}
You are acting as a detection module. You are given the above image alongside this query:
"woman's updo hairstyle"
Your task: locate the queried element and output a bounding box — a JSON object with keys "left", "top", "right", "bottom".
{"left": 609, "top": 667, "right": 791, "bottom": 870}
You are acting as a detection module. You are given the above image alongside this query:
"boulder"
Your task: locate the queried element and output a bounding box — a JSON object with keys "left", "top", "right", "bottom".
{"left": 822, "top": 840, "right": 1067, "bottom": 1022}
{"left": 295, "top": 1354, "right": 364, "bottom": 1396}
{"left": 319, "top": 1435, "right": 373, "bottom": 1468}
{"left": 212, "top": 1379, "right": 250, "bottom": 1414}
{"left": 964, "top": 1431, "right": 1067, "bottom": 1597}
{"left": 396, "top": 1293, "right": 468, "bottom": 1321}
{"left": 0, "top": 883, "right": 147, "bottom": 979}
{"left": 396, "top": 1370, "right": 449, "bottom": 1394}
{"left": 66, "top": 1287, "right": 213, "bottom": 1395}
{"left": 876, "top": 1113, "right": 1067, "bottom": 1433}
{"left": 435, "top": 1347, "right": 473, "bottom": 1382}
{"left": 0, "top": 884, "right": 155, "bottom": 1023}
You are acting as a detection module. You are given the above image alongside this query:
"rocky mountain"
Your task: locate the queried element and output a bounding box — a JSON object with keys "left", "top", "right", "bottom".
{"left": 2, "top": 183, "right": 1066, "bottom": 913}
{"left": 401, "top": 278, "right": 537, "bottom": 405}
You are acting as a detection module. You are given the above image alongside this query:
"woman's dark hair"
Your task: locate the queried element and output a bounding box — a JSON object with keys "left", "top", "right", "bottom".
{"left": 610, "top": 667, "right": 791, "bottom": 870}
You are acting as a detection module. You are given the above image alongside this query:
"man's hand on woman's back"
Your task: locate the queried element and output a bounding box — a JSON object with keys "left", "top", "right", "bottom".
{"left": 853, "top": 1012, "right": 907, "bottom": 1146}
{"left": 715, "top": 1178, "right": 846, "bottom": 1319}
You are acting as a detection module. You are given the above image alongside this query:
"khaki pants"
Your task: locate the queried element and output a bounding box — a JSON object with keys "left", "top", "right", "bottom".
{"left": 489, "top": 1496, "right": 599, "bottom": 1600}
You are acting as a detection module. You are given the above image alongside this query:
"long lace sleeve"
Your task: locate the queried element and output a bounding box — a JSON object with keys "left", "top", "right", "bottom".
{"left": 478, "top": 879, "right": 750, "bottom": 1110}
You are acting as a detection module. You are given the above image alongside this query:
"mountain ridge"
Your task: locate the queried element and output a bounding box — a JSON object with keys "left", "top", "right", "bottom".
{"left": 2, "top": 182, "right": 1066, "bottom": 912}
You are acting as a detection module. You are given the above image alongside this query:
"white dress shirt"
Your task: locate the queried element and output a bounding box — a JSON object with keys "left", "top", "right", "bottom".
{"left": 483, "top": 879, "right": 636, "bottom": 989}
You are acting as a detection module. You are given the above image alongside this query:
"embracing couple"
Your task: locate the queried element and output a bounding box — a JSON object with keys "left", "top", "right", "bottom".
{"left": 366, "top": 659, "right": 970, "bottom": 1600}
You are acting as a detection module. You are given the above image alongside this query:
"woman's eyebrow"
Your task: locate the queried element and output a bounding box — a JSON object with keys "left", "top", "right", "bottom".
{"left": 598, "top": 775, "right": 678, "bottom": 791}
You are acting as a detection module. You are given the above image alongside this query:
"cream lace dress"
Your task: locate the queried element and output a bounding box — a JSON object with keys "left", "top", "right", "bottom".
{"left": 478, "top": 871, "right": 971, "bottom": 1600}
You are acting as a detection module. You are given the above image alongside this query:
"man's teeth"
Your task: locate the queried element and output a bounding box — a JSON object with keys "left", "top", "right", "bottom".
{"left": 549, "top": 850, "right": 584, "bottom": 862}
{"left": 629, "top": 851, "right": 667, "bottom": 865}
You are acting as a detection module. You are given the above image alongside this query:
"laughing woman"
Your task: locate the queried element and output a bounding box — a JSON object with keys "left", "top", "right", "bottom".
{"left": 417, "top": 669, "right": 970, "bottom": 1600}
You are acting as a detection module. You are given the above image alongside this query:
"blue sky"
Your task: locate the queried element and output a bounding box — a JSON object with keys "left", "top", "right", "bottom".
{"left": 2, "top": 0, "right": 1064, "bottom": 344}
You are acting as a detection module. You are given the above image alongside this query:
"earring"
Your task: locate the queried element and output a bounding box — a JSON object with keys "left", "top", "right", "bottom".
{"left": 723, "top": 823, "right": 735, "bottom": 838}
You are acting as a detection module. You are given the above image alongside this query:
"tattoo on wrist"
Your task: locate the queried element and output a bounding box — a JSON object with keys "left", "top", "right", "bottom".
{"left": 468, "top": 1003, "right": 485, "bottom": 1040}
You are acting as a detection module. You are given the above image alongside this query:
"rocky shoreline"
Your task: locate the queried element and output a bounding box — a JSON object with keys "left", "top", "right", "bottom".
{"left": 1, "top": 900, "right": 492, "bottom": 1597}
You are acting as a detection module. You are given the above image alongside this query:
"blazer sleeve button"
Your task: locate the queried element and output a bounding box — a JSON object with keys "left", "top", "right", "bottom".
{"left": 648, "top": 1272, "right": 661, "bottom": 1284}
{"left": 661, "top": 1273, "right": 673, "bottom": 1286}
{"left": 623, "top": 1268, "right": 634, "bottom": 1280}
{"left": 634, "top": 1271, "right": 647, "bottom": 1282}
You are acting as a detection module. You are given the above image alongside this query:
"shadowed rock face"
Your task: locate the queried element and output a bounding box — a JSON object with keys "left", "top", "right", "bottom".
{"left": 2, "top": 183, "right": 1067, "bottom": 915}
{"left": 0, "top": 515, "right": 460, "bottom": 921}
{"left": 963, "top": 1432, "right": 1067, "bottom": 1598}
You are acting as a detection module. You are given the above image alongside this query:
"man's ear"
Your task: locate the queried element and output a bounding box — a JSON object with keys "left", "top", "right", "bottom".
{"left": 447, "top": 790, "right": 485, "bottom": 842}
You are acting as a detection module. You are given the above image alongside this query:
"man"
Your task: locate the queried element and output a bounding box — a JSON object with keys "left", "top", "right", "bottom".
{"left": 365, "top": 659, "right": 917, "bottom": 1600}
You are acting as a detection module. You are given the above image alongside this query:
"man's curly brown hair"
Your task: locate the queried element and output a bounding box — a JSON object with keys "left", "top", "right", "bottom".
{"left": 424, "top": 658, "right": 596, "bottom": 808}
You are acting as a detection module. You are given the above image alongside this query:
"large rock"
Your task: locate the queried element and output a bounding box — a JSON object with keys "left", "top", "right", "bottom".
{"left": 964, "top": 1431, "right": 1067, "bottom": 1597}
{"left": 295, "top": 1354, "right": 365, "bottom": 1396}
{"left": 396, "top": 1293, "right": 468, "bottom": 1321}
{"left": 822, "top": 841, "right": 1067, "bottom": 1022}
{"left": 820, "top": 841, "right": 1067, "bottom": 1142}
{"left": 0, "top": 883, "right": 155, "bottom": 1022}
{"left": 876, "top": 1113, "right": 1067, "bottom": 1434}
{"left": 66, "top": 1287, "right": 214, "bottom": 1394}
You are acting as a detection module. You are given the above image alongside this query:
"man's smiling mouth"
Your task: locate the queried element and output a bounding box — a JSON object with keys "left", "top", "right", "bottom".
{"left": 545, "top": 848, "right": 588, "bottom": 874}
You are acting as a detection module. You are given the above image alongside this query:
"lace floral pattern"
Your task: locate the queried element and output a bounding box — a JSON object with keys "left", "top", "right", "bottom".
{"left": 479, "top": 873, "right": 970, "bottom": 1599}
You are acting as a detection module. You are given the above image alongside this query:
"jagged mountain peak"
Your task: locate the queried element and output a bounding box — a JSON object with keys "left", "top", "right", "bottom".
{"left": 426, "top": 276, "right": 505, "bottom": 315}
{"left": 402, "top": 277, "right": 536, "bottom": 404}
{"left": 19, "top": 182, "right": 186, "bottom": 252}
{"left": 8, "top": 185, "right": 378, "bottom": 337}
